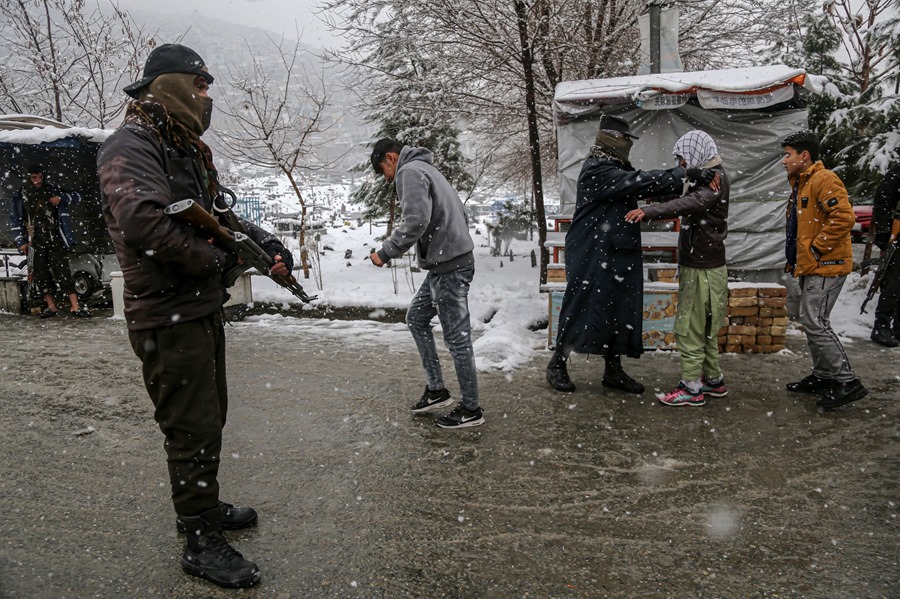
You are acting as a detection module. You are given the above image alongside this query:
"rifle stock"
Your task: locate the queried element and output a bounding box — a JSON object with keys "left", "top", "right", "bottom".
{"left": 163, "top": 199, "right": 317, "bottom": 303}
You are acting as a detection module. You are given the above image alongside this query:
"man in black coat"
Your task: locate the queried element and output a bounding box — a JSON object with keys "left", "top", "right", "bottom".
{"left": 546, "top": 115, "right": 715, "bottom": 394}
{"left": 870, "top": 162, "right": 900, "bottom": 347}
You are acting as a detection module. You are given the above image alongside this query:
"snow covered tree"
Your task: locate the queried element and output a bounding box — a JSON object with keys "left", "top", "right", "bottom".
{"left": 351, "top": 112, "right": 474, "bottom": 236}
{"left": 214, "top": 34, "right": 333, "bottom": 279}
{"left": 0, "top": 0, "right": 152, "bottom": 127}
{"left": 326, "top": 0, "right": 654, "bottom": 281}
{"left": 337, "top": 5, "right": 475, "bottom": 235}
{"left": 773, "top": 1, "right": 900, "bottom": 197}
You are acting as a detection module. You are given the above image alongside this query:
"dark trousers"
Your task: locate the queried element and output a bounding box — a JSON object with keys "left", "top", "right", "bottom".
{"left": 874, "top": 251, "right": 900, "bottom": 328}
{"left": 31, "top": 239, "right": 75, "bottom": 297}
{"left": 129, "top": 313, "right": 227, "bottom": 516}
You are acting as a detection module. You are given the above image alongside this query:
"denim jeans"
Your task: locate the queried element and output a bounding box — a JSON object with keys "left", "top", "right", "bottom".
{"left": 406, "top": 265, "right": 479, "bottom": 411}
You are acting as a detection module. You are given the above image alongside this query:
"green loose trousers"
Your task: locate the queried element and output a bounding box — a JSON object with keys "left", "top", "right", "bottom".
{"left": 674, "top": 265, "right": 728, "bottom": 382}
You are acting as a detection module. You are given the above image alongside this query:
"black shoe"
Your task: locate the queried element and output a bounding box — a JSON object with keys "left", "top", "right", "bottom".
{"left": 546, "top": 351, "right": 576, "bottom": 392}
{"left": 602, "top": 372, "right": 645, "bottom": 394}
{"left": 786, "top": 374, "right": 834, "bottom": 394}
{"left": 816, "top": 379, "right": 868, "bottom": 410}
{"left": 38, "top": 308, "right": 58, "bottom": 319}
{"left": 177, "top": 501, "right": 258, "bottom": 533}
{"left": 411, "top": 387, "right": 454, "bottom": 413}
{"left": 546, "top": 365, "right": 576, "bottom": 392}
{"left": 435, "top": 405, "right": 485, "bottom": 429}
{"left": 602, "top": 355, "right": 644, "bottom": 394}
{"left": 71, "top": 307, "right": 92, "bottom": 318}
{"left": 871, "top": 324, "right": 899, "bottom": 347}
{"left": 180, "top": 506, "right": 261, "bottom": 589}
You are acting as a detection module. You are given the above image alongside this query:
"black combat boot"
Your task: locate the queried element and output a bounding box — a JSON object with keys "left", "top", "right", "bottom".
{"left": 179, "top": 505, "right": 261, "bottom": 588}
{"left": 176, "top": 501, "right": 258, "bottom": 533}
{"left": 546, "top": 351, "right": 576, "bottom": 392}
{"left": 870, "top": 317, "right": 899, "bottom": 348}
{"left": 602, "top": 355, "right": 644, "bottom": 394}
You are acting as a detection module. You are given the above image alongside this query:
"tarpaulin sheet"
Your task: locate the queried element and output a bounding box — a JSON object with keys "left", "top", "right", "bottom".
{"left": 554, "top": 69, "right": 818, "bottom": 271}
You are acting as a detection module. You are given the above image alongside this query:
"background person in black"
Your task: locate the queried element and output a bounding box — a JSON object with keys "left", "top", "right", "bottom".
{"left": 97, "top": 44, "right": 293, "bottom": 589}
{"left": 8, "top": 165, "right": 89, "bottom": 317}
{"left": 870, "top": 162, "right": 900, "bottom": 347}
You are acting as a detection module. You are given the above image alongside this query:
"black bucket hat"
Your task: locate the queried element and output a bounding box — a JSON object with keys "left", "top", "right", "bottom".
{"left": 597, "top": 113, "right": 639, "bottom": 139}
{"left": 123, "top": 44, "right": 214, "bottom": 99}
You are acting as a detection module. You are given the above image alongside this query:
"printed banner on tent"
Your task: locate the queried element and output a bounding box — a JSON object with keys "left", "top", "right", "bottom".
{"left": 697, "top": 85, "right": 794, "bottom": 110}
{"left": 637, "top": 94, "right": 690, "bottom": 110}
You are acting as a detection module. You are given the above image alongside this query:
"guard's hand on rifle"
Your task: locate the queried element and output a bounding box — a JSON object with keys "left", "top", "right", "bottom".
{"left": 370, "top": 249, "right": 385, "bottom": 267}
{"left": 270, "top": 254, "right": 289, "bottom": 276}
{"left": 890, "top": 218, "right": 900, "bottom": 246}
{"left": 260, "top": 241, "right": 293, "bottom": 272}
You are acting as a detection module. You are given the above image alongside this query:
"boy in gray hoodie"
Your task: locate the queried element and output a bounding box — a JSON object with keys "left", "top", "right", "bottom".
{"left": 370, "top": 138, "right": 484, "bottom": 428}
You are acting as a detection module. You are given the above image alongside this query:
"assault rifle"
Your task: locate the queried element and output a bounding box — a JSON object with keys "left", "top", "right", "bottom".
{"left": 861, "top": 236, "right": 898, "bottom": 315}
{"left": 163, "top": 199, "right": 317, "bottom": 303}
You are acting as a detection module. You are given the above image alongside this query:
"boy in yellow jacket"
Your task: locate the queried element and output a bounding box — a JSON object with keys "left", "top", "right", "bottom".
{"left": 781, "top": 130, "right": 867, "bottom": 409}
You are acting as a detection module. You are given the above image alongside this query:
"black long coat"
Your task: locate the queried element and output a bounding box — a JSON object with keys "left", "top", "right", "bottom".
{"left": 555, "top": 154, "right": 684, "bottom": 358}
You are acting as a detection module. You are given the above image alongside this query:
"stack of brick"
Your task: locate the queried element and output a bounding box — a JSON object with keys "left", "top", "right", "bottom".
{"left": 717, "top": 284, "right": 788, "bottom": 353}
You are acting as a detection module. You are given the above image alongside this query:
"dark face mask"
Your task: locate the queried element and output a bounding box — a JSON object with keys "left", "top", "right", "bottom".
{"left": 594, "top": 130, "right": 633, "bottom": 164}
{"left": 201, "top": 98, "right": 213, "bottom": 133}
{"left": 143, "top": 73, "right": 213, "bottom": 136}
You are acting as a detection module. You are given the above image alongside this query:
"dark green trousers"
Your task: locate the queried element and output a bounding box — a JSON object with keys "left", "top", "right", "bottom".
{"left": 129, "top": 312, "right": 227, "bottom": 516}
{"left": 31, "top": 239, "right": 76, "bottom": 297}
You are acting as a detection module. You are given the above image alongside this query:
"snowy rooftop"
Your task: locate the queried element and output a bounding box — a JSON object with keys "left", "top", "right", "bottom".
{"left": 554, "top": 65, "right": 827, "bottom": 107}
{"left": 0, "top": 114, "right": 111, "bottom": 145}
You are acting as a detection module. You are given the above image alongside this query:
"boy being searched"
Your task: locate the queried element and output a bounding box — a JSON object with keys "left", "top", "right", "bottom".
{"left": 625, "top": 130, "right": 729, "bottom": 407}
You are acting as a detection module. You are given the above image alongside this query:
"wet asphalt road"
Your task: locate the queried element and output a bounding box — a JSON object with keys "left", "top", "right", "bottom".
{"left": 0, "top": 312, "right": 897, "bottom": 598}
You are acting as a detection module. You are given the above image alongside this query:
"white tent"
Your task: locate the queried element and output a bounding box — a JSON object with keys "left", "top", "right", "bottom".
{"left": 553, "top": 65, "right": 827, "bottom": 273}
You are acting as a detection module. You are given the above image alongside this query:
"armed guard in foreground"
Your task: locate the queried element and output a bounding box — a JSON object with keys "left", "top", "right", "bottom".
{"left": 97, "top": 44, "right": 294, "bottom": 589}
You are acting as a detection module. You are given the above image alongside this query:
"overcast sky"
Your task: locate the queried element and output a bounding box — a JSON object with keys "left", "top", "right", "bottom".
{"left": 116, "top": 0, "right": 343, "bottom": 49}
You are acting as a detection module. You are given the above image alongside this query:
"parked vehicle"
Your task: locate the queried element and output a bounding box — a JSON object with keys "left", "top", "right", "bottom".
{"left": 851, "top": 198, "right": 873, "bottom": 243}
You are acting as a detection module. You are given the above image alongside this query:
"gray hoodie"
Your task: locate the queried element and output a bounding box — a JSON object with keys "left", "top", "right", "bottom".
{"left": 377, "top": 146, "right": 474, "bottom": 273}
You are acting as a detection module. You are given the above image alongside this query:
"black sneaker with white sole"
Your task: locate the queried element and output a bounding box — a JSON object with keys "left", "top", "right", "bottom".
{"left": 435, "top": 405, "right": 485, "bottom": 429}
{"left": 411, "top": 387, "right": 454, "bottom": 413}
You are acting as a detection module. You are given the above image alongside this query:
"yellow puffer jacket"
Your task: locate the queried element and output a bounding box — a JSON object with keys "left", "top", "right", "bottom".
{"left": 786, "top": 162, "right": 855, "bottom": 277}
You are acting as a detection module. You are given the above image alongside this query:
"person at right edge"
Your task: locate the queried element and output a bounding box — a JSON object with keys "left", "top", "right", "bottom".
{"left": 869, "top": 162, "right": 900, "bottom": 347}
{"left": 546, "top": 114, "right": 717, "bottom": 394}
{"left": 97, "top": 44, "right": 293, "bottom": 588}
{"left": 781, "top": 129, "right": 867, "bottom": 409}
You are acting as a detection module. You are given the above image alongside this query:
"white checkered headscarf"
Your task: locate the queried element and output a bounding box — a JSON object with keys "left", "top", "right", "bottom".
{"left": 672, "top": 130, "right": 718, "bottom": 169}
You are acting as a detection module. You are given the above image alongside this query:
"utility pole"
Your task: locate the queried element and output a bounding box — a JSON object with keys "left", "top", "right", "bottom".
{"left": 649, "top": 1, "right": 661, "bottom": 74}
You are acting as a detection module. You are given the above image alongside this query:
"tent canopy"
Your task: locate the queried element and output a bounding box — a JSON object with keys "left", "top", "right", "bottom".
{"left": 553, "top": 65, "right": 828, "bottom": 272}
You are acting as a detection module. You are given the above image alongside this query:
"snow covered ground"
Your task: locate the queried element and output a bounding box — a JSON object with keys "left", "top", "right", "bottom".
{"left": 247, "top": 218, "right": 549, "bottom": 373}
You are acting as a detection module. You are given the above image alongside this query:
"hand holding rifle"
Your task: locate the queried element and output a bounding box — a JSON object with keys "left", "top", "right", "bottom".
{"left": 860, "top": 217, "right": 900, "bottom": 315}
{"left": 164, "top": 199, "right": 317, "bottom": 303}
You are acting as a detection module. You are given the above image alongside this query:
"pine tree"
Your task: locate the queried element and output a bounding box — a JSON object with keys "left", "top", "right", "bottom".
{"left": 343, "top": 5, "right": 473, "bottom": 234}
{"left": 352, "top": 112, "right": 473, "bottom": 232}
{"left": 787, "top": 3, "right": 900, "bottom": 197}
